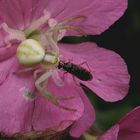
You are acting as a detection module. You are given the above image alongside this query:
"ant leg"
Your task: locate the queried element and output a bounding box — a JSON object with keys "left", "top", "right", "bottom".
{"left": 79, "top": 61, "right": 92, "bottom": 72}
{"left": 59, "top": 55, "right": 73, "bottom": 63}
{"left": 67, "top": 58, "right": 73, "bottom": 63}
{"left": 62, "top": 71, "right": 68, "bottom": 81}
{"left": 59, "top": 55, "right": 66, "bottom": 62}
{"left": 35, "top": 70, "right": 76, "bottom": 111}
{"left": 62, "top": 71, "right": 80, "bottom": 87}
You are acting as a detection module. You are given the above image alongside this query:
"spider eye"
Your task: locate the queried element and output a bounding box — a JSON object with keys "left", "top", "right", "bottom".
{"left": 16, "top": 39, "right": 45, "bottom": 66}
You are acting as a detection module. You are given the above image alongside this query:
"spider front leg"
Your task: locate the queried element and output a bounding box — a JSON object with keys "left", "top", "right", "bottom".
{"left": 13, "top": 66, "right": 38, "bottom": 75}
{"left": 35, "top": 70, "right": 76, "bottom": 111}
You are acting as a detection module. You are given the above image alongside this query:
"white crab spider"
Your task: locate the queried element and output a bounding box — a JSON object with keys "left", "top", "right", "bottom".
{"left": 0, "top": 9, "right": 85, "bottom": 111}
{"left": 16, "top": 39, "right": 75, "bottom": 111}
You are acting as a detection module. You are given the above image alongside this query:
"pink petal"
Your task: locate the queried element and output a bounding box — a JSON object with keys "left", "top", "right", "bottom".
{"left": 70, "top": 87, "right": 95, "bottom": 137}
{"left": 0, "top": 57, "right": 94, "bottom": 136}
{"left": 119, "top": 106, "right": 140, "bottom": 133}
{"left": 0, "top": 0, "right": 127, "bottom": 35}
{"left": 31, "top": 0, "right": 67, "bottom": 21}
{"left": 0, "top": 0, "right": 40, "bottom": 28}
{"left": 0, "top": 29, "right": 5, "bottom": 47}
{"left": 33, "top": 0, "right": 127, "bottom": 35}
{"left": 118, "top": 131, "right": 140, "bottom": 140}
{"left": 98, "top": 125, "right": 119, "bottom": 140}
{"left": 0, "top": 56, "right": 15, "bottom": 85}
{"left": 98, "top": 106, "right": 140, "bottom": 140}
{"left": 32, "top": 77, "right": 85, "bottom": 132}
{"left": 55, "top": 0, "right": 127, "bottom": 35}
{"left": 0, "top": 0, "right": 67, "bottom": 29}
{"left": 59, "top": 43, "right": 130, "bottom": 101}
{"left": 0, "top": 57, "right": 35, "bottom": 135}
{"left": 0, "top": 0, "right": 26, "bottom": 29}
{"left": 0, "top": 45, "right": 17, "bottom": 61}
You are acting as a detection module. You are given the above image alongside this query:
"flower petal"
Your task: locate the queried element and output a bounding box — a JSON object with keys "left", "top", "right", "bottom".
{"left": 119, "top": 106, "right": 140, "bottom": 133}
{"left": 98, "top": 106, "right": 140, "bottom": 140}
{"left": 0, "top": 45, "right": 17, "bottom": 61}
{"left": 0, "top": 0, "right": 26, "bottom": 29}
{"left": 70, "top": 87, "right": 95, "bottom": 138}
{"left": 0, "top": 0, "right": 48, "bottom": 29}
{"left": 0, "top": 0, "right": 67, "bottom": 29}
{"left": 32, "top": 77, "right": 84, "bottom": 132}
{"left": 59, "top": 43, "right": 130, "bottom": 101}
{"left": 0, "top": 57, "right": 91, "bottom": 136}
{"left": 0, "top": 0, "right": 127, "bottom": 35}
{"left": 31, "top": 0, "right": 127, "bottom": 35}
{"left": 0, "top": 29, "right": 5, "bottom": 47}
{"left": 97, "top": 125, "right": 119, "bottom": 140}
{"left": 0, "top": 57, "right": 35, "bottom": 135}
{"left": 31, "top": 0, "right": 67, "bottom": 21}
{"left": 55, "top": 0, "right": 127, "bottom": 35}
{"left": 118, "top": 132, "right": 140, "bottom": 140}
{"left": 0, "top": 56, "right": 15, "bottom": 85}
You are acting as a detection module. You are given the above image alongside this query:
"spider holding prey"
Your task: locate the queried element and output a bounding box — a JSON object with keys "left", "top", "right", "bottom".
{"left": 1, "top": 10, "right": 92, "bottom": 111}
{"left": 16, "top": 38, "right": 92, "bottom": 111}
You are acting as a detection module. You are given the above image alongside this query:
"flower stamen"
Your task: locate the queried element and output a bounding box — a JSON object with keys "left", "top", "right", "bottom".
{"left": 46, "top": 15, "right": 87, "bottom": 37}
{"left": 0, "top": 23, "right": 25, "bottom": 46}
{"left": 26, "top": 9, "right": 50, "bottom": 35}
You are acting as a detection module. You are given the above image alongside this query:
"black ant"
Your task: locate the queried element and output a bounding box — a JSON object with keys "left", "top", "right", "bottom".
{"left": 57, "top": 61, "right": 93, "bottom": 81}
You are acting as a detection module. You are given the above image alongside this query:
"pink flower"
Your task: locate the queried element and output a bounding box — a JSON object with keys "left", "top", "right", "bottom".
{"left": 98, "top": 106, "right": 140, "bottom": 140}
{"left": 0, "top": 0, "right": 129, "bottom": 138}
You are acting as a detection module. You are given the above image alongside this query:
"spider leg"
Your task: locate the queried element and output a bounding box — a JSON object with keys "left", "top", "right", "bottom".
{"left": 72, "top": 75, "right": 80, "bottom": 87}
{"left": 13, "top": 66, "right": 37, "bottom": 75}
{"left": 50, "top": 96, "right": 76, "bottom": 111}
{"left": 51, "top": 69, "right": 64, "bottom": 86}
{"left": 35, "top": 70, "right": 76, "bottom": 111}
{"left": 35, "top": 70, "right": 53, "bottom": 99}
{"left": 33, "top": 69, "right": 45, "bottom": 80}
{"left": 46, "top": 34, "right": 59, "bottom": 53}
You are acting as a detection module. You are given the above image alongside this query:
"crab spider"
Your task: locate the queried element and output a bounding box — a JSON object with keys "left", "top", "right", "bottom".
{"left": 16, "top": 39, "right": 76, "bottom": 111}
{"left": 0, "top": 10, "right": 86, "bottom": 111}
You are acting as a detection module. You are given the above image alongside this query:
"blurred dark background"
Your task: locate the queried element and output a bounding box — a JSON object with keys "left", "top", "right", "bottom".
{"left": 62, "top": 0, "right": 140, "bottom": 131}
